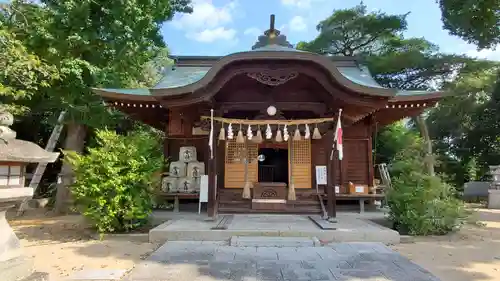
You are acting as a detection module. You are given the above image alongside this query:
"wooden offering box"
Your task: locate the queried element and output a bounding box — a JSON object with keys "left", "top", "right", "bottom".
{"left": 348, "top": 183, "right": 369, "bottom": 194}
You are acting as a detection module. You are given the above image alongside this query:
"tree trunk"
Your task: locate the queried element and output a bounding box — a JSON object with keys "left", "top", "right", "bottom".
{"left": 415, "top": 114, "right": 435, "bottom": 176}
{"left": 53, "top": 122, "right": 87, "bottom": 214}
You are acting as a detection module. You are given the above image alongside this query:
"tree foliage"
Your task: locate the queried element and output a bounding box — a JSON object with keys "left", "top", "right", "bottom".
{"left": 438, "top": 0, "right": 500, "bottom": 49}
{"left": 297, "top": 4, "right": 408, "bottom": 56}
{"left": 427, "top": 65, "right": 500, "bottom": 185}
{"left": 3, "top": 0, "right": 191, "bottom": 126}
{"left": 64, "top": 129, "right": 163, "bottom": 233}
{"left": 0, "top": 27, "right": 59, "bottom": 115}
{"left": 388, "top": 140, "right": 468, "bottom": 235}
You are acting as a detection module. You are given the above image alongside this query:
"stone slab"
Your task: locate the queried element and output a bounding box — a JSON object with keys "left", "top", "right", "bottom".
{"left": 65, "top": 269, "right": 127, "bottom": 280}
{"left": 308, "top": 215, "right": 337, "bottom": 230}
{"left": 230, "top": 236, "right": 319, "bottom": 247}
{"left": 488, "top": 190, "right": 500, "bottom": 209}
{"left": 123, "top": 241, "right": 439, "bottom": 281}
{"left": 149, "top": 214, "right": 400, "bottom": 245}
{"left": 0, "top": 255, "right": 35, "bottom": 281}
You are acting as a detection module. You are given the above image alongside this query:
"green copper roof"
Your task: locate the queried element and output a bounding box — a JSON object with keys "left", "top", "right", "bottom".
{"left": 153, "top": 66, "right": 210, "bottom": 89}
{"left": 97, "top": 88, "right": 151, "bottom": 95}
{"left": 337, "top": 65, "right": 385, "bottom": 89}
{"left": 396, "top": 90, "right": 433, "bottom": 96}
{"left": 250, "top": 44, "right": 305, "bottom": 52}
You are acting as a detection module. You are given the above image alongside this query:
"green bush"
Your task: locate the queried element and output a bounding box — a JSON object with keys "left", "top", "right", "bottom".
{"left": 387, "top": 141, "right": 468, "bottom": 235}
{"left": 64, "top": 129, "right": 163, "bottom": 233}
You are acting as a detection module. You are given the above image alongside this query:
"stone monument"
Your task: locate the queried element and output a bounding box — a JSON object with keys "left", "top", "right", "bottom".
{"left": 0, "top": 108, "right": 59, "bottom": 281}
{"left": 488, "top": 165, "right": 500, "bottom": 209}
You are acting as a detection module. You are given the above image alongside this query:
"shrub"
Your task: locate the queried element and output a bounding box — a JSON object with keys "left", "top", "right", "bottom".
{"left": 387, "top": 141, "right": 468, "bottom": 235}
{"left": 64, "top": 129, "right": 163, "bottom": 233}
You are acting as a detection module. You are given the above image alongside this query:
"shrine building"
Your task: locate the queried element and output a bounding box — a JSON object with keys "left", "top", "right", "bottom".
{"left": 92, "top": 15, "right": 443, "bottom": 218}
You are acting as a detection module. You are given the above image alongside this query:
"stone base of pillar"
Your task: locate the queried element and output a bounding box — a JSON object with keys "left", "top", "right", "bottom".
{"left": 488, "top": 189, "right": 500, "bottom": 209}
{"left": 0, "top": 207, "right": 50, "bottom": 281}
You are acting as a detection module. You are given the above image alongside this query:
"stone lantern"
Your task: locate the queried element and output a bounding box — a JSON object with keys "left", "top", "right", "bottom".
{"left": 0, "top": 109, "right": 59, "bottom": 280}
{"left": 488, "top": 165, "right": 500, "bottom": 209}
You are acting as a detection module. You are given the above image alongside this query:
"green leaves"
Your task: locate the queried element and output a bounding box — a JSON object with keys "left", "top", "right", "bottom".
{"left": 2, "top": 0, "right": 191, "bottom": 127}
{"left": 64, "top": 129, "right": 164, "bottom": 233}
{"left": 387, "top": 142, "right": 468, "bottom": 235}
{"left": 439, "top": 0, "right": 500, "bottom": 49}
{"left": 297, "top": 3, "right": 408, "bottom": 56}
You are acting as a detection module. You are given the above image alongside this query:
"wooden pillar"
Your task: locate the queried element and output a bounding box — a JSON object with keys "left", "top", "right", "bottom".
{"left": 207, "top": 127, "right": 218, "bottom": 219}
{"left": 367, "top": 118, "right": 375, "bottom": 187}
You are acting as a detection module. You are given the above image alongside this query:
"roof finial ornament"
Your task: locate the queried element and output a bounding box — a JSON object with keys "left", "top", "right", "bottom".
{"left": 252, "top": 14, "right": 292, "bottom": 50}
{"left": 264, "top": 14, "right": 279, "bottom": 39}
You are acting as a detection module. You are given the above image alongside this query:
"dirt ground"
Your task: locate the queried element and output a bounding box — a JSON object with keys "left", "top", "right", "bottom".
{"left": 6, "top": 210, "right": 157, "bottom": 280}
{"left": 391, "top": 208, "right": 500, "bottom": 281}
{"left": 6, "top": 208, "right": 500, "bottom": 281}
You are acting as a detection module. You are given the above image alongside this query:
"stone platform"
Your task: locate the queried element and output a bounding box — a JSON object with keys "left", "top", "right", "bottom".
{"left": 149, "top": 214, "right": 400, "bottom": 245}
{"left": 123, "top": 241, "right": 439, "bottom": 281}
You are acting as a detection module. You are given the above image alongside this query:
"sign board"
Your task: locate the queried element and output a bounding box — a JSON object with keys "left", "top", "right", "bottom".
{"left": 355, "top": 185, "right": 365, "bottom": 193}
{"left": 335, "top": 186, "right": 340, "bottom": 194}
{"left": 199, "top": 175, "right": 209, "bottom": 203}
{"left": 315, "top": 166, "right": 327, "bottom": 185}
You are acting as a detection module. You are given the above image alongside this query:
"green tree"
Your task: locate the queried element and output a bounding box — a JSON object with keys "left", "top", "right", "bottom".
{"left": 2, "top": 0, "right": 191, "bottom": 213}
{"left": 438, "top": 0, "right": 500, "bottom": 49}
{"left": 297, "top": 3, "right": 408, "bottom": 56}
{"left": 0, "top": 27, "right": 59, "bottom": 115}
{"left": 65, "top": 129, "right": 163, "bottom": 233}
{"left": 427, "top": 65, "right": 499, "bottom": 184}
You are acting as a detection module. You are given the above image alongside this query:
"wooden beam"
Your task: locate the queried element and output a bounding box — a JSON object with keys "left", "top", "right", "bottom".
{"left": 218, "top": 102, "right": 328, "bottom": 113}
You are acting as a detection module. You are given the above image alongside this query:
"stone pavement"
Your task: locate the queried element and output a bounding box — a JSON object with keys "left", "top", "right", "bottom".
{"left": 123, "top": 241, "right": 440, "bottom": 281}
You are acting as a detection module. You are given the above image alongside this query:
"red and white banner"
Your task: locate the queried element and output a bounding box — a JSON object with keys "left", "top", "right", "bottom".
{"left": 334, "top": 109, "right": 343, "bottom": 161}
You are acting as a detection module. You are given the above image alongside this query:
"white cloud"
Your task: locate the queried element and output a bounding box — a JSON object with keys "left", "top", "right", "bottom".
{"left": 187, "top": 27, "right": 237, "bottom": 43}
{"left": 289, "top": 16, "right": 307, "bottom": 32}
{"left": 281, "top": 0, "right": 313, "bottom": 8}
{"left": 244, "top": 27, "right": 261, "bottom": 37}
{"left": 171, "top": 0, "right": 238, "bottom": 43}
{"left": 466, "top": 48, "right": 500, "bottom": 61}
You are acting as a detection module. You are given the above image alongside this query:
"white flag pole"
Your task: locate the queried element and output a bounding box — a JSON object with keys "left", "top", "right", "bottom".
{"left": 209, "top": 109, "right": 214, "bottom": 159}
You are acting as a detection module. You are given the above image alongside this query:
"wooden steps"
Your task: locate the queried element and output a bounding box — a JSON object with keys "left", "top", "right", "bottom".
{"left": 218, "top": 188, "right": 322, "bottom": 214}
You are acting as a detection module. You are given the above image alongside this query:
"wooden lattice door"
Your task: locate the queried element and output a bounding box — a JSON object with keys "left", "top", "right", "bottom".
{"left": 224, "top": 140, "right": 258, "bottom": 188}
{"left": 289, "top": 139, "right": 312, "bottom": 188}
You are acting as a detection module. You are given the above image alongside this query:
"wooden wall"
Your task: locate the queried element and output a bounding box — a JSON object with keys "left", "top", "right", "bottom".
{"left": 310, "top": 120, "right": 373, "bottom": 192}
{"left": 165, "top": 108, "right": 375, "bottom": 191}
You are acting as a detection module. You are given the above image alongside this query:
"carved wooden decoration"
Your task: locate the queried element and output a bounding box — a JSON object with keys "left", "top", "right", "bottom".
{"left": 247, "top": 70, "right": 298, "bottom": 86}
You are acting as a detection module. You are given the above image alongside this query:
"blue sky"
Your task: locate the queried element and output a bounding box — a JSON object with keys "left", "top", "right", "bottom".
{"left": 162, "top": 0, "right": 500, "bottom": 60}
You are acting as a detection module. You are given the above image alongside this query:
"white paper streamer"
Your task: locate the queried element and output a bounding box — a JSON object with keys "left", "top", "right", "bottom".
{"left": 247, "top": 124, "right": 253, "bottom": 140}
{"left": 227, "top": 123, "right": 234, "bottom": 139}
{"left": 304, "top": 124, "right": 310, "bottom": 139}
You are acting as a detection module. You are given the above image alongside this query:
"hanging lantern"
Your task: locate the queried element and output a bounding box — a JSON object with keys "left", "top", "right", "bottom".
{"left": 265, "top": 124, "right": 272, "bottom": 139}
{"left": 236, "top": 124, "right": 245, "bottom": 143}
{"left": 283, "top": 124, "right": 289, "bottom": 141}
{"left": 275, "top": 125, "right": 283, "bottom": 142}
{"left": 304, "top": 124, "right": 311, "bottom": 139}
{"left": 293, "top": 125, "right": 301, "bottom": 141}
{"left": 218, "top": 122, "right": 226, "bottom": 140}
{"left": 247, "top": 124, "right": 253, "bottom": 140}
{"left": 312, "top": 124, "right": 322, "bottom": 139}
{"left": 227, "top": 123, "right": 234, "bottom": 139}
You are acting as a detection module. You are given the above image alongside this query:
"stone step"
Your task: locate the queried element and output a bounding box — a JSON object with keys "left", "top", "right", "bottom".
{"left": 230, "top": 236, "right": 321, "bottom": 247}
{"left": 0, "top": 256, "right": 35, "bottom": 281}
